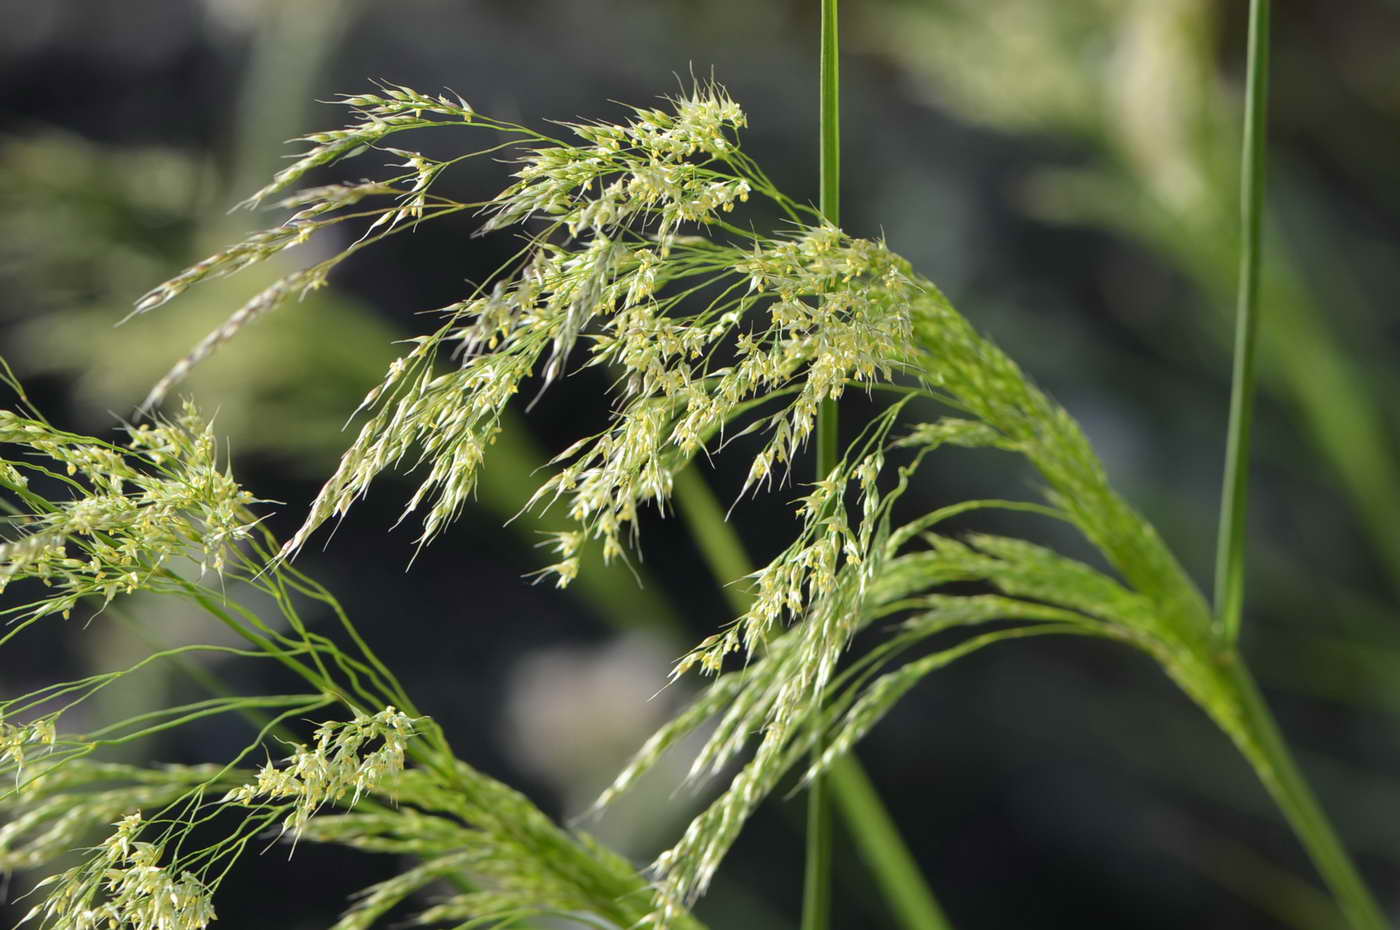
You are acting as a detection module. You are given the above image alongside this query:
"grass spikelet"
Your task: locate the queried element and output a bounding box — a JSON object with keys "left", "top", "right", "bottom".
{"left": 139, "top": 268, "right": 326, "bottom": 415}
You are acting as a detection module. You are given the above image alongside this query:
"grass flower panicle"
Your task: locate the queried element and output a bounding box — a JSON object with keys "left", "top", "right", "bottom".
{"left": 22, "top": 812, "right": 216, "bottom": 930}
{"left": 222, "top": 707, "right": 418, "bottom": 839}
{"left": 0, "top": 399, "right": 262, "bottom": 624}
{"left": 0, "top": 64, "right": 1381, "bottom": 930}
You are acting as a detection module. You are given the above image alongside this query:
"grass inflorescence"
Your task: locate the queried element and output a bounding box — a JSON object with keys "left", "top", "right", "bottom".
{"left": 0, "top": 67, "right": 1384, "bottom": 930}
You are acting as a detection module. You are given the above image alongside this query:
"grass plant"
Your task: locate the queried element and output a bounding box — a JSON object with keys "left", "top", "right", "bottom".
{"left": 0, "top": 5, "right": 1389, "bottom": 930}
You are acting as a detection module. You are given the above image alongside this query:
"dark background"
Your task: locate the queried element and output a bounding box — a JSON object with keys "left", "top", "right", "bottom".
{"left": 2, "top": 1, "right": 1399, "bottom": 928}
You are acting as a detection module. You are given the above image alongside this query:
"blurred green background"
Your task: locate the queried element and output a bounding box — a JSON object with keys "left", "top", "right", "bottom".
{"left": 1, "top": 1, "right": 1398, "bottom": 927}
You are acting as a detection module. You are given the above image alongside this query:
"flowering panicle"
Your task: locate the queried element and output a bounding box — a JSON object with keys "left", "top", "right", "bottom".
{"left": 222, "top": 707, "right": 418, "bottom": 839}
{"left": 0, "top": 401, "right": 262, "bottom": 623}
{"left": 132, "top": 84, "right": 496, "bottom": 413}
{"left": 0, "top": 381, "right": 708, "bottom": 929}
{"left": 595, "top": 282, "right": 1235, "bottom": 922}
{"left": 241, "top": 82, "right": 478, "bottom": 211}
{"left": 137, "top": 268, "right": 328, "bottom": 416}
{"left": 122, "top": 82, "right": 903, "bottom": 569}
{"left": 119, "top": 80, "right": 1266, "bottom": 930}
{"left": 13, "top": 709, "right": 425, "bottom": 930}
{"left": 23, "top": 812, "right": 216, "bottom": 930}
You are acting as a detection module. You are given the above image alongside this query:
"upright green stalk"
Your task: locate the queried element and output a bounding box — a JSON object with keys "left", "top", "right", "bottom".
{"left": 1226, "top": 663, "right": 1389, "bottom": 930}
{"left": 826, "top": 760, "right": 954, "bottom": 930}
{"left": 1207, "top": 5, "right": 1388, "bottom": 922}
{"left": 817, "top": 0, "right": 841, "bottom": 229}
{"left": 1214, "top": 0, "right": 1271, "bottom": 641}
{"left": 804, "top": 2, "right": 841, "bottom": 928}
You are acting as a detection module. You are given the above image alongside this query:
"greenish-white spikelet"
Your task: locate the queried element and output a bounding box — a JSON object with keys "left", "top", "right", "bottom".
{"left": 0, "top": 717, "right": 56, "bottom": 786}
{"left": 130, "top": 220, "right": 321, "bottom": 318}
{"left": 222, "top": 707, "right": 418, "bottom": 839}
{"left": 140, "top": 267, "right": 328, "bottom": 415}
{"left": 240, "top": 82, "right": 478, "bottom": 210}
{"left": 0, "top": 401, "right": 263, "bottom": 622}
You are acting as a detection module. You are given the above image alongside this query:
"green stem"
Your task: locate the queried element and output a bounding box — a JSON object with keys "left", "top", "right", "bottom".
{"left": 1098, "top": 3, "right": 1380, "bottom": 918}
{"left": 673, "top": 466, "right": 753, "bottom": 591}
{"left": 802, "top": 769, "right": 835, "bottom": 929}
{"left": 818, "top": 0, "right": 841, "bottom": 228}
{"left": 1225, "top": 658, "right": 1388, "bottom": 930}
{"left": 805, "top": 2, "right": 841, "bottom": 928}
{"left": 1214, "top": 0, "right": 1271, "bottom": 641}
{"left": 827, "top": 758, "right": 954, "bottom": 930}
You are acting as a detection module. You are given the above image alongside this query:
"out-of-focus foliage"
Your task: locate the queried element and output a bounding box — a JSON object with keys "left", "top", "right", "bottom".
{"left": 0, "top": 134, "right": 399, "bottom": 467}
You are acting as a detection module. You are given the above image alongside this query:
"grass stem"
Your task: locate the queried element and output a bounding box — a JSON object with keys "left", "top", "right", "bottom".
{"left": 1227, "top": 660, "right": 1389, "bottom": 930}
{"left": 1214, "top": 0, "right": 1271, "bottom": 641}
{"left": 1209, "top": 4, "right": 1385, "bottom": 925}
{"left": 805, "top": 2, "right": 841, "bottom": 927}
{"left": 828, "top": 758, "right": 954, "bottom": 930}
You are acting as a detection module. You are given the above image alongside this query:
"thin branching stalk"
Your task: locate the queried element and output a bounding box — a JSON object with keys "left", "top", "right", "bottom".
{"left": 804, "top": 2, "right": 842, "bottom": 928}
{"left": 1214, "top": 0, "right": 1271, "bottom": 641}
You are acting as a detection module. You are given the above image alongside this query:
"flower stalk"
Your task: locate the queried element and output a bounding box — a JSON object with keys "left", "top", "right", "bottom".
{"left": 1213, "top": 0, "right": 1270, "bottom": 642}
{"left": 804, "top": 1, "right": 842, "bottom": 928}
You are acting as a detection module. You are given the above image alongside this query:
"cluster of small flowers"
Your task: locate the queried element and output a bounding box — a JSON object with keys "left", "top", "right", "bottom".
{"left": 0, "top": 715, "right": 55, "bottom": 782}
{"left": 129, "top": 84, "right": 492, "bottom": 414}
{"left": 483, "top": 84, "right": 751, "bottom": 251}
{"left": 24, "top": 812, "right": 216, "bottom": 930}
{"left": 493, "top": 229, "right": 915, "bottom": 582}
{"left": 268, "top": 89, "right": 754, "bottom": 560}
{"left": 0, "top": 403, "right": 260, "bottom": 621}
{"left": 240, "top": 82, "right": 476, "bottom": 211}
{"left": 713, "top": 227, "right": 917, "bottom": 492}
{"left": 131, "top": 221, "right": 315, "bottom": 317}
{"left": 132, "top": 81, "right": 921, "bottom": 591}
{"left": 221, "top": 707, "right": 418, "bottom": 838}
{"left": 139, "top": 268, "right": 327, "bottom": 415}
